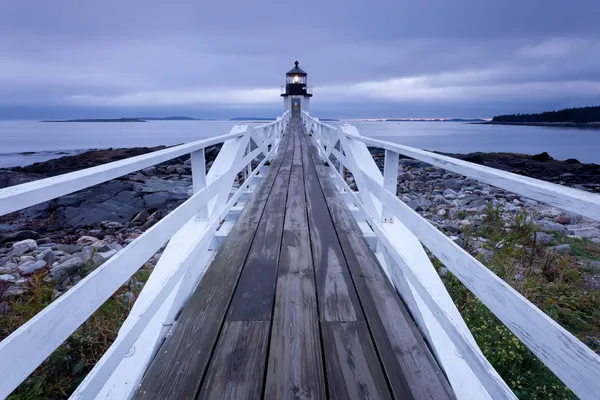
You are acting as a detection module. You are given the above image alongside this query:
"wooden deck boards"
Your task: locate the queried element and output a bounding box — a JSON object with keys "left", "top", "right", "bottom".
{"left": 134, "top": 116, "right": 454, "bottom": 400}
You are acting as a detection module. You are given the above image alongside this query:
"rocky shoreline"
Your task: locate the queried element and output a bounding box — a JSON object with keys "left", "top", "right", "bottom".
{"left": 1, "top": 146, "right": 600, "bottom": 302}
{"left": 475, "top": 121, "right": 600, "bottom": 129}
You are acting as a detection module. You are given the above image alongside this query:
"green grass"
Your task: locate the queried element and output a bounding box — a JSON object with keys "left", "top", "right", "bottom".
{"left": 0, "top": 265, "right": 151, "bottom": 399}
{"left": 438, "top": 205, "right": 600, "bottom": 399}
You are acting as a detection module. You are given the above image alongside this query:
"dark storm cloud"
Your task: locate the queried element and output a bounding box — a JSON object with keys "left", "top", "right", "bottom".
{"left": 1, "top": 0, "right": 599, "bottom": 118}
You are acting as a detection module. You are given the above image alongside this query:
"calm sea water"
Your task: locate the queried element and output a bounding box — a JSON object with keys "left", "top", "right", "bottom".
{"left": 1, "top": 120, "right": 599, "bottom": 168}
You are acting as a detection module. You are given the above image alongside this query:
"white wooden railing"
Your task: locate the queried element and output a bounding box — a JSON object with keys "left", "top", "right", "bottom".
{"left": 0, "top": 112, "right": 290, "bottom": 399}
{"left": 302, "top": 111, "right": 600, "bottom": 400}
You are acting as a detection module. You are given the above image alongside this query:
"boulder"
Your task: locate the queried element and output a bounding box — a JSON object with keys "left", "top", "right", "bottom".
{"left": 0, "top": 274, "right": 16, "bottom": 283}
{"left": 13, "top": 239, "right": 37, "bottom": 252}
{"left": 550, "top": 244, "right": 571, "bottom": 255}
{"left": 567, "top": 227, "right": 600, "bottom": 239}
{"left": 101, "top": 221, "right": 124, "bottom": 229}
{"left": 77, "top": 236, "right": 101, "bottom": 246}
{"left": 50, "top": 257, "right": 84, "bottom": 283}
{"left": 532, "top": 152, "right": 553, "bottom": 162}
{"left": 536, "top": 220, "right": 568, "bottom": 234}
{"left": 132, "top": 210, "right": 150, "bottom": 224}
{"left": 8, "top": 245, "right": 30, "bottom": 257}
{"left": 2, "top": 285, "right": 24, "bottom": 298}
{"left": 475, "top": 248, "right": 494, "bottom": 263}
{"left": 141, "top": 166, "right": 157, "bottom": 176}
{"left": 176, "top": 168, "right": 188, "bottom": 175}
{"left": 0, "top": 230, "right": 40, "bottom": 244}
{"left": 532, "top": 232, "right": 553, "bottom": 245}
{"left": 18, "top": 260, "right": 47, "bottom": 275}
{"left": 443, "top": 189, "right": 457, "bottom": 198}
{"left": 38, "top": 249, "right": 56, "bottom": 266}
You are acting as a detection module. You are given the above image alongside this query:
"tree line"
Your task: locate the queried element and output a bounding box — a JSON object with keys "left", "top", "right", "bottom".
{"left": 492, "top": 106, "right": 600, "bottom": 123}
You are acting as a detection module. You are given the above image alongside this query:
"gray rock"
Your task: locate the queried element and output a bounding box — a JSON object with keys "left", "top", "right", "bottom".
{"left": 532, "top": 232, "right": 553, "bottom": 245}
{"left": 513, "top": 273, "right": 525, "bottom": 282}
{"left": 475, "top": 248, "right": 494, "bottom": 263}
{"left": 443, "top": 188, "right": 457, "bottom": 198}
{"left": 8, "top": 245, "right": 30, "bottom": 257}
{"left": 18, "top": 260, "right": 47, "bottom": 274}
{"left": 0, "top": 274, "right": 16, "bottom": 283}
{"left": 141, "top": 166, "right": 157, "bottom": 176}
{"left": 19, "top": 255, "right": 35, "bottom": 263}
{"left": 101, "top": 221, "right": 124, "bottom": 229}
{"left": 99, "top": 249, "right": 118, "bottom": 259}
{"left": 0, "top": 264, "right": 14, "bottom": 274}
{"left": 406, "top": 200, "right": 422, "bottom": 212}
{"left": 550, "top": 244, "right": 571, "bottom": 255}
{"left": 536, "top": 220, "right": 568, "bottom": 234}
{"left": 398, "top": 172, "right": 414, "bottom": 181}
{"left": 567, "top": 227, "right": 600, "bottom": 239}
{"left": 143, "top": 191, "right": 174, "bottom": 209}
{"left": 0, "top": 301, "right": 9, "bottom": 313}
{"left": 437, "top": 208, "right": 447, "bottom": 216}
{"left": 13, "top": 239, "right": 37, "bottom": 251}
{"left": 504, "top": 203, "right": 520, "bottom": 212}
{"left": 184, "top": 157, "right": 192, "bottom": 166}
{"left": 50, "top": 257, "right": 84, "bottom": 283}
{"left": 54, "top": 244, "right": 83, "bottom": 254}
{"left": 176, "top": 167, "right": 188, "bottom": 175}
{"left": 37, "top": 249, "right": 55, "bottom": 265}
{"left": 438, "top": 267, "right": 449, "bottom": 277}
{"left": 0, "top": 230, "right": 40, "bottom": 244}
{"left": 443, "top": 223, "right": 460, "bottom": 233}
{"left": 132, "top": 210, "right": 150, "bottom": 224}
{"left": 129, "top": 172, "right": 146, "bottom": 182}
{"left": 2, "top": 285, "right": 24, "bottom": 298}
{"left": 450, "top": 236, "right": 465, "bottom": 248}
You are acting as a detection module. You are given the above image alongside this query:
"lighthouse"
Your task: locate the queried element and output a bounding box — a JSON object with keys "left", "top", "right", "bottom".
{"left": 281, "top": 61, "right": 312, "bottom": 114}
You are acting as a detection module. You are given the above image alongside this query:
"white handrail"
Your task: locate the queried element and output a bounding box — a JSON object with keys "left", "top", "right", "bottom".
{"left": 0, "top": 112, "right": 291, "bottom": 399}
{"left": 302, "top": 110, "right": 600, "bottom": 400}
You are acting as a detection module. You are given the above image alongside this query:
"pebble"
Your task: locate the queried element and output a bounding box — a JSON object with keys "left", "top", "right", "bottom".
{"left": 475, "top": 248, "right": 494, "bottom": 263}
{"left": 513, "top": 274, "right": 526, "bottom": 282}
{"left": 2, "top": 285, "right": 25, "bottom": 298}
{"left": 50, "top": 257, "right": 84, "bottom": 283}
{"left": 438, "top": 267, "right": 449, "bottom": 277}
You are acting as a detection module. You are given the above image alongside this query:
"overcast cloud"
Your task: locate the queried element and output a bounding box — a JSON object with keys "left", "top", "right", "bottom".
{"left": 1, "top": 0, "right": 599, "bottom": 118}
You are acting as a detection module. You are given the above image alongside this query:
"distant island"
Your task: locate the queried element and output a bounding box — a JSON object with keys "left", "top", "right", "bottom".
{"left": 385, "top": 118, "right": 486, "bottom": 122}
{"left": 229, "top": 117, "right": 276, "bottom": 121}
{"left": 41, "top": 116, "right": 215, "bottom": 122}
{"left": 482, "top": 106, "right": 600, "bottom": 128}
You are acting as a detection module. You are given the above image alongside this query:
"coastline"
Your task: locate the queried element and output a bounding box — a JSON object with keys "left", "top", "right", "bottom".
{"left": 473, "top": 121, "right": 600, "bottom": 129}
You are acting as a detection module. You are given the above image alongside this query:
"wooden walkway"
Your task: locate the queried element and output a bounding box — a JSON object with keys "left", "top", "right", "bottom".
{"left": 133, "top": 116, "right": 455, "bottom": 400}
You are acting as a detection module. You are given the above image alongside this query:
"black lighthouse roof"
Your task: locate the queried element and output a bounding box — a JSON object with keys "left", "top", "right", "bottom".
{"left": 286, "top": 61, "right": 307, "bottom": 76}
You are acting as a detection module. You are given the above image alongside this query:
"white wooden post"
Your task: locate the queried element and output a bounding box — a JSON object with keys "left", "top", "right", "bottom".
{"left": 191, "top": 148, "right": 208, "bottom": 221}
{"left": 382, "top": 150, "right": 399, "bottom": 223}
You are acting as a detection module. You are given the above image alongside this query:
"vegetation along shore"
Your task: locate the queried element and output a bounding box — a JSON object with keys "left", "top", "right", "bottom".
{"left": 1, "top": 146, "right": 600, "bottom": 398}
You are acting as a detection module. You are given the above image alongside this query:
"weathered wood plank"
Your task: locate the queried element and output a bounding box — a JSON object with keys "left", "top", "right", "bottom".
{"left": 265, "top": 134, "right": 326, "bottom": 399}
{"left": 197, "top": 321, "right": 271, "bottom": 400}
{"left": 133, "top": 134, "right": 292, "bottom": 400}
{"left": 300, "top": 135, "right": 363, "bottom": 323}
{"left": 307, "top": 127, "right": 455, "bottom": 399}
{"left": 321, "top": 322, "right": 392, "bottom": 400}
{"left": 226, "top": 131, "right": 294, "bottom": 321}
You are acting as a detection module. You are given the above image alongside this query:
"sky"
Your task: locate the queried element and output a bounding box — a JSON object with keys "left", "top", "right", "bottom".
{"left": 1, "top": 0, "right": 599, "bottom": 119}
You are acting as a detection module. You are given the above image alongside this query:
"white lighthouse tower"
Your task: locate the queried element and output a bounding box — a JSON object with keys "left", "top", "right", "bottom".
{"left": 281, "top": 61, "right": 313, "bottom": 115}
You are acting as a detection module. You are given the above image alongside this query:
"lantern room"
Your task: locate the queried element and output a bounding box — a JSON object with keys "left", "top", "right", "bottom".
{"left": 282, "top": 61, "right": 312, "bottom": 114}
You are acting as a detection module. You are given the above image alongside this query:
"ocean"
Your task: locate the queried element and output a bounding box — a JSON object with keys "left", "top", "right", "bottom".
{"left": 1, "top": 120, "right": 599, "bottom": 168}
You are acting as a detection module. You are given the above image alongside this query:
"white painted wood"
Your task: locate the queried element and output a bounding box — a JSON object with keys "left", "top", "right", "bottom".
{"left": 315, "top": 140, "right": 499, "bottom": 399}
{"left": 191, "top": 148, "right": 208, "bottom": 220}
{"left": 0, "top": 131, "right": 240, "bottom": 217}
{"left": 378, "top": 187, "right": 600, "bottom": 400}
{"left": 0, "top": 113, "right": 291, "bottom": 399}
{"left": 82, "top": 120, "right": 282, "bottom": 399}
{"left": 382, "top": 150, "right": 399, "bottom": 223}
{"left": 303, "top": 111, "right": 600, "bottom": 400}
{"left": 71, "top": 216, "right": 220, "bottom": 399}
{"left": 0, "top": 175, "right": 228, "bottom": 399}
{"left": 343, "top": 129, "right": 600, "bottom": 221}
